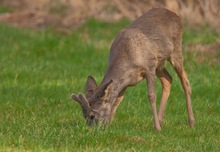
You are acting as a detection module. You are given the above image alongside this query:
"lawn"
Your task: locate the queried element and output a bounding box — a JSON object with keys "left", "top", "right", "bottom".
{"left": 0, "top": 19, "right": 220, "bottom": 151}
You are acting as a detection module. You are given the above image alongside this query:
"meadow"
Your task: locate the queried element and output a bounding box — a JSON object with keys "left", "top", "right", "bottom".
{"left": 0, "top": 19, "right": 220, "bottom": 151}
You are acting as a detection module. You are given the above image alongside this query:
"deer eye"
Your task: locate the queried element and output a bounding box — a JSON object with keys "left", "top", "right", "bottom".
{"left": 90, "top": 115, "right": 95, "bottom": 120}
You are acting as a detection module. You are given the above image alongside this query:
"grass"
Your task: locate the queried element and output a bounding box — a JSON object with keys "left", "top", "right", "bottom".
{"left": 0, "top": 6, "right": 11, "bottom": 14}
{"left": 0, "top": 19, "right": 220, "bottom": 151}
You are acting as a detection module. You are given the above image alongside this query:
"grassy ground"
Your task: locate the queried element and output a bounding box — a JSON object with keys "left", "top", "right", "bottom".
{"left": 0, "top": 19, "right": 220, "bottom": 151}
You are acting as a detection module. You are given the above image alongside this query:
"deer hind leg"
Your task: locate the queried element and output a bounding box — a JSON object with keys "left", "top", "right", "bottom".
{"left": 172, "top": 60, "right": 195, "bottom": 126}
{"left": 146, "top": 70, "right": 161, "bottom": 131}
{"left": 156, "top": 67, "right": 172, "bottom": 126}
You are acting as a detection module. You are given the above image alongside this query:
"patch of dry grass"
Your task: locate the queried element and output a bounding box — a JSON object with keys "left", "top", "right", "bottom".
{"left": 0, "top": 0, "right": 219, "bottom": 31}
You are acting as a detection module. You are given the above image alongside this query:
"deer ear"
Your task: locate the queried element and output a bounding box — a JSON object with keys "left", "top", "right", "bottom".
{"left": 99, "top": 79, "right": 113, "bottom": 99}
{"left": 85, "top": 75, "right": 98, "bottom": 99}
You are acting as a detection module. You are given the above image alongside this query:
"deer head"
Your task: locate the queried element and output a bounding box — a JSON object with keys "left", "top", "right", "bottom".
{"left": 72, "top": 76, "right": 114, "bottom": 125}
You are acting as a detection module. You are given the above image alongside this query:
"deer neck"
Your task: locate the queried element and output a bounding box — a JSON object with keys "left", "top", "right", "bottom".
{"left": 100, "top": 65, "right": 128, "bottom": 97}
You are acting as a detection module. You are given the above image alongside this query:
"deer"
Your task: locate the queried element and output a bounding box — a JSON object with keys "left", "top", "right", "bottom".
{"left": 72, "top": 7, "right": 195, "bottom": 130}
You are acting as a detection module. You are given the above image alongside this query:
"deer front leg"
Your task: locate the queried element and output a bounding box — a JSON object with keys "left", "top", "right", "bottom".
{"left": 146, "top": 71, "right": 161, "bottom": 131}
{"left": 156, "top": 67, "right": 172, "bottom": 126}
{"left": 108, "top": 95, "right": 124, "bottom": 123}
{"left": 108, "top": 89, "right": 126, "bottom": 123}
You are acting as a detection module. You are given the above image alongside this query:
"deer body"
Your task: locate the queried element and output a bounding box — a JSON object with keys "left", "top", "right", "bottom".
{"left": 72, "top": 8, "right": 195, "bottom": 130}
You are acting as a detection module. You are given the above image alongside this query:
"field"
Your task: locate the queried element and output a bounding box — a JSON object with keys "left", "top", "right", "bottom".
{"left": 0, "top": 19, "right": 220, "bottom": 151}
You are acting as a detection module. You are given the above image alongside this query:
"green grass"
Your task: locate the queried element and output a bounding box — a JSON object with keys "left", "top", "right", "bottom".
{"left": 183, "top": 26, "right": 220, "bottom": 45}
{"left": 0, "top": 19, "right": 220, "bottom": 151}
{"left": 0, "top": 6, "right": 11, "bottom": 14}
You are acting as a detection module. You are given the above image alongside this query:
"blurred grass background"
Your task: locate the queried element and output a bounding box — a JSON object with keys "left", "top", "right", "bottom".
{"left": 0, "top": 0, "right": 220, "bottom": 151}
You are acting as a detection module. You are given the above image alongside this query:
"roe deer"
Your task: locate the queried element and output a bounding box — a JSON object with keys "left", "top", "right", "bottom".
{"left": 72, "top": 7, "right": 195, "bottom": 130}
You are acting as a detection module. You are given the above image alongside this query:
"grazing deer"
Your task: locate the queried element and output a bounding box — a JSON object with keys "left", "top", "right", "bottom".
{"left": 72, "top": 7, "right": 195, "bottom": 130}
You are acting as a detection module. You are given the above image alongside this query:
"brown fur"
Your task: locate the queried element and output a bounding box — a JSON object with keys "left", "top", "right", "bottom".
{"left": 72, "top": 7, "right": 195, "bottom": 130}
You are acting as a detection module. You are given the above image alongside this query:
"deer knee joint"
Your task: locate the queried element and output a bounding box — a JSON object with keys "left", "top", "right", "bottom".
{"left": 148, "top": 93, "right": 156, "bottom": 104}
